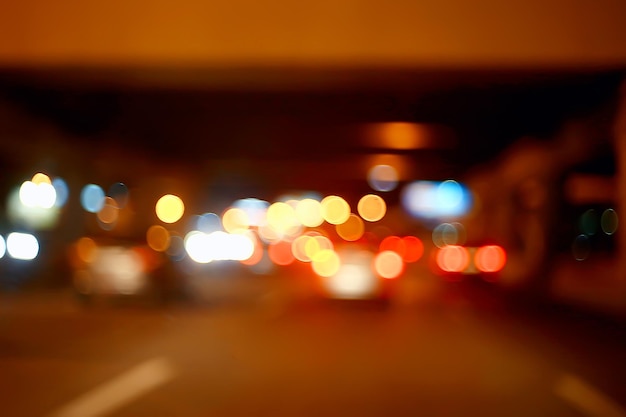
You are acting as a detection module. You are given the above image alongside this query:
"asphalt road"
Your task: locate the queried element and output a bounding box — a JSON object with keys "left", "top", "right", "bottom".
{"left": 1, "top": 277, "right": 625, "bottom": 417}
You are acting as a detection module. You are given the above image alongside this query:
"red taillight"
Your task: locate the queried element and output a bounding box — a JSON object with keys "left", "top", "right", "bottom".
{"left": 436, "top": 245, "right": 469, "bottom": 272}
{"left": 475, "top": 245, "right": 506, "bottom": 273}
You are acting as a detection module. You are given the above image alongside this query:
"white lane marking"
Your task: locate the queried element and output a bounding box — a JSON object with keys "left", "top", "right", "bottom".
{"left": 49, "top": 357, "right": 176, "bottom": 417}
{"left": 555, "top": 373, "right": 626, "bottom": 417}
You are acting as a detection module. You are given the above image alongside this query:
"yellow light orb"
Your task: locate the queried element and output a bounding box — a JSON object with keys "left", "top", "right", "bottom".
{"left": 321, "top": 195, "right": 350, "bottom": 225}
{"left": 31, "top": 172, "right": 52, "bottom": 185}
{"left": 222, "top": 207, "right": 251, "bottom": 234}
{"left": 295, "top": 198, "right": 324, "bottom": 227}
{"left": 312, "top": 249, "right": 341, "bottom": 277}
{"left": 155, "top": 194, "right": 185, "bottom": 224}
{"left": 266, "top": 201, "right": 300, "bottom": 236}
{"left": 357, "top": 194, "right": 387, "bottom": 222}
{"left": 305, "top": 235, "right": 333, "bottom": 260}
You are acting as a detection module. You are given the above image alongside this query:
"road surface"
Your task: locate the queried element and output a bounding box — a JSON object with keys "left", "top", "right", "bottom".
{"left": 1, "top": 276, "right": 625, "bottom": 417}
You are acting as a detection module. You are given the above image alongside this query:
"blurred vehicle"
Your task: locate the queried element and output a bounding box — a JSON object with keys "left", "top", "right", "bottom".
{"left": 68, "top": 236, "right": 182, "bottom": 305}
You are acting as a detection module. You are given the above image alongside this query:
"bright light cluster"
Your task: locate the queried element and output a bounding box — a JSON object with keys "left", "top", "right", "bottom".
{"left": 9, "top": 173, "right": 68, "bottom": 231}
{"left": 7, "top": 168, "right": 507, "bottom": 299}
{"left": 144, "top": 192, "right": 399, "bottom": 290}
{"left": 3, "top": 232, "right": 39, "bottom": 261}
{"left": 402, "top": 180, "right": 472, "bottom": 220}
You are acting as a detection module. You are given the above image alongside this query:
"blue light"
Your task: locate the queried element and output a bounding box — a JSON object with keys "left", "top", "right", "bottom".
{"left": 195, "top": 213, "right": 222, "bottom": 233}
{"left": 52, "top": 178, "right": 69, "bottom": 208}
{"left": 80, "top": 184, "right": 105, "bottom": 213}
{"left": 401, "top": 180, "right": 472, "bottom": 220}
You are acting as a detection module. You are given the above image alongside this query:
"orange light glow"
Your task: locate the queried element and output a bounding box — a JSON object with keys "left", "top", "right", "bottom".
{"left": 373, "top": 250, "right": 404, "bottom": 279}
{"left": 146, "top": 225, "right": 170, "bottom": 252}
{"left": 373, "top": 122, "right": 430, "bottom": 149}
{"left": 76, "top": 237, "right": 97, "bottom": 264}
{"left": 97, "top": 197, "right": 119, "bottom": 225}
{"left": 155, "top": 194, "right": 184, "bottom": 224}
{"left": 336, "top": 214, "right": 365, "bottom": 242}
{"left": 474, "top": 245, "right": 506, "bottom": 273}
{"left": 436, "top": 245, "right": 470, "bottom": 272}
{"left": 321, "top": 195, "right": 350, "bottom": 225}
{"left": 268, "top": 240, "right": 295, "bottom": 266}
{"left": 357, "top": 194, "right": 387, "bottom": 222}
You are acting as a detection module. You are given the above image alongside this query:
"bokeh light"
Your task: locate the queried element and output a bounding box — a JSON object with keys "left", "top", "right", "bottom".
{"left": 97, "top": 197, "right": 120, "bottom": 228}
{"left": 266, "top": 202, "right": 301, "bottom": 237}
{"left": 240, "top": 233, "right": 264, "bottom": 266}
{"left": 295, "top": 198, "right": 324, "bottom": 227}
{"left": 373, "top": 250, "right": 404, "bottom": 279}
{"left": 76, "top": 237, "right": 97, "bottom": 263}
{"left": 222, "top": 207, "right": 251, "bottom": 234}
{"left": 184, "top": 231, "right": 213, "bottom": 263}
{"left": 8, "top": 186, "right": 61, "bottom": 230}
{"left": 357, "top": 194, "right": 387, "bottom": 222}
{"left": 156, "top": 194, "right": 185, "bottom": 224}
{"left": 601, "top": 208, "right": 618, "bottom": 235}
{"left": 432, "top": 222, "right": 466, "bottom": 248}
{"left": 312, "top": 249, "right": 341, "bottom": 277}
{"left": 7, "top": 232, "right": 39, "bottom": 260}
{"left": 474, "top": 245, "right": 506, "bottom": 273}
{"left": 184, "top": 231, "right": 254, "bottom": 264}
{"left": 336, "top": 214, "right": 365, "bottom": 241}
{"left": 292, "top": 233, "right": 319, "bottom": 262}
{"left": 436, "top": 245, "right": 470, "bottom": 272}
{"left": 81, "top": 184, "right": 106, "bottom": 213}
{"left": 258, "top": 222, "right": 283, "bottom": 243}
{"left": 31, "top": 173, "right": 51, "bottom": 185}
{"left": 572, "top": 234, "right": 590, "bottom": 261}
{"left": 166, "top": 235, "right": 186, "bottom": 261}
{"left": 147, "top": 225, "right": 171, "bottom": 252}
{"left": 233, "top": 198, "right": 269, "bottom": 226}
{"left": 196, "top": 213, "right": 222, "bottom": 233}
{"left": 367, "top": 164, "right": 399, "bottom": 192}
{"left": 579, "top": 209, "right": 598, "bottom": 235}
{"left": 0, "top": 235, "right": 6, "bottom": 259}
{"left": 321, "top": 195, "right": 350, "bottom": 225}
{"left": 380, "top": 236, "right": 405, "bottom": 258}
{"left": 368, "top": 122, "right": 430, "bottom": 150}
{"left": 437, "top": 180, "right": 464, "bottom": 208}
{"left": 52, "top": 178, "right": 69, "bottom": 207}
{"left": 402, "top": 236, "right": 424, "bottom": 263}
{"left": 402, "top": 180, "right": 472, "bottom": 219}
{"left": 20, "top": 181, "right": 57, "bottom": 209}
{"left": 305, "top": 235, "right": 333, "bottom": 261}
{"left": 268, "top": 240, "right": 295, "bottom": 266}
